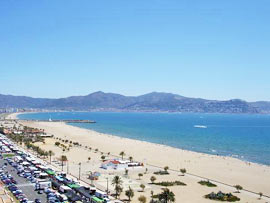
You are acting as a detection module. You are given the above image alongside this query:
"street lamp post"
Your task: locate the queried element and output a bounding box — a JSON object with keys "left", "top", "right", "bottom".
{"left": 67, "top": 161, "right": 69, "bottom": 174}
{"left": 78, "top": 162, "right": 81, "bottom": 180}
{"left": 61, "top": 159, "right": 64, "bottom": 171}
{"left": 106, "top": 177, "right": 109, "bottom": 195}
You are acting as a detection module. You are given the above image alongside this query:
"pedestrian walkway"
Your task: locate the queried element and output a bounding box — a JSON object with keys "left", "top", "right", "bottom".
{"left": 0, "top": 184, "right": 13, "bottom": 203}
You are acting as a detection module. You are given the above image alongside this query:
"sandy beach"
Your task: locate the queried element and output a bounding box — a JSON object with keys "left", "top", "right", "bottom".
{"left": 6, "top": 113, "right": 270, "bottom": 202}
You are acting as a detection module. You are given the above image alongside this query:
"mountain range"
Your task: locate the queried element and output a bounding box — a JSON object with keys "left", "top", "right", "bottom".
{"left": 1, "top": 91, "right": 270, "bottom": 114}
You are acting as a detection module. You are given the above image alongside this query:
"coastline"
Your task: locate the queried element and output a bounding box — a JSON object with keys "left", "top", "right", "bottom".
{"left": 11, "top": 112, "right": 269, "bottom": 167}
{"left": 6, "top": 112, "right": 270, "bottom": 202}
{"left": 5, "top": 112, "right": 30, "bottom": 120}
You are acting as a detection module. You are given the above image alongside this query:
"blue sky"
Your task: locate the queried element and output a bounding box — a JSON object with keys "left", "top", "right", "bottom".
{"left": 0, "top": 0, "right": 269, "bottom": 101}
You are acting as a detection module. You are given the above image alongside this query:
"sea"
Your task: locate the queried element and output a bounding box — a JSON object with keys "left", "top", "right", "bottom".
{"left": 18, "top": 112, "right": 270, "bottom": 166}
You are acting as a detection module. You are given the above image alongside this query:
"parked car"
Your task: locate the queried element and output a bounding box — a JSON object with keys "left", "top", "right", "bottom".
{"left": 35, "top": 199, "right": 41, "bottom": 203}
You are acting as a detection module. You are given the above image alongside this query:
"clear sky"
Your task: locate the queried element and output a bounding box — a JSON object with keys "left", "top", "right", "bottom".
{"left": 0, "top": 0, "right": 269, "bottom": 101}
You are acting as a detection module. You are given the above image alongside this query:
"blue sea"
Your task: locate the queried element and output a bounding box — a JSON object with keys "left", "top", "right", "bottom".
{"left": 18, "top": 112, "right": 270, "bottom": 166}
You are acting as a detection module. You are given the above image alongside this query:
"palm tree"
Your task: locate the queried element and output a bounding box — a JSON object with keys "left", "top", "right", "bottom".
{"left": 138, "top": 173, "right": 143, "bottom": 180}
{"left": 60, "top": 155, "right": 68, "bottom": 171}
{"left": 140, "top": 184, "right": 145, "bottom": 192}
{"left": 101, "top": 155, "right": 106, "bottom": 161}
{"left": 120, "top": 151, "right": 125, "bottom": 160}
{"left": 138, "top": 195, "right": 147, "bottom": 203}
{"left": 112, "top": 175, "right": 123, "bottom": 199}
{"left": 234, "top": 185, "right": 243, "bottom": 193}
{"left": 25, "top": 142, "right": 32, "bottom": 149}
{"left": 151, "top": 190, "right": 154, "bottom": 202}
{"left": 60, "top": 155, "right": 68, "bottom": 161}
{"left": 129, "top": 156, "right": 133, "bottom": 162}
{"left": 48, "top": 150, "right": 54, "bottom": 163}
{"left": 35, "top": 146, "right": 40, "bottom": 156}
{"left": 150, "top": 176, "right": 156, "bottom": 184}
{"left": 164, "top": 166, "right": 169, "bottom": 172}
{"left": 259, "top": 192, "right": 263, "bottom": 199}
{"left": 115, "top": 185, "right": 123, "bottom": 199}
{"left": 145, "top": 168, "right": 148, "bottom": 174}
{"left": 125, "top": 186, "right": 134, "bottom": 202}
{"left": 88, "top": 157, "right": 91, "bottom": 162}
{"left": 158, "top": 188, "right": 175, "bottom": 203}
{"left": 180, "top": 168, "right": 186, "bottom": 176}
{"left": 112, "top": 175, "right": 123, "bottom": 186}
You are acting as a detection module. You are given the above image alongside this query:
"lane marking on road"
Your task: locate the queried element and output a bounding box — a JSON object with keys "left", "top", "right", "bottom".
{"left": 16, "top": 183, "right": 35, "bottom": 187}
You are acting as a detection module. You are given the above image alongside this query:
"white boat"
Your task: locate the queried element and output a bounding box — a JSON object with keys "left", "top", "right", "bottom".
{"left": 194, "top": 125, "right": 207, "bottom": 129}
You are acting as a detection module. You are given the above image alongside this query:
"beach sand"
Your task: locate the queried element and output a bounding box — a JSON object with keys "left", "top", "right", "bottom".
{"left": 7, "top": 113, "right": 270, "bottom": 202}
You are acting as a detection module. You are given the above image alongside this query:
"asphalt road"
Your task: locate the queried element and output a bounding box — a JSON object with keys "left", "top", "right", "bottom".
{"left": 0, "top": 158, "right": 47, "bottom": 202}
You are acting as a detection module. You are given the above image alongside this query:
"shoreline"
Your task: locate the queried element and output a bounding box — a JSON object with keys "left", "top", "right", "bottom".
{"left": 6, "top": 112, "right": 270, "bottom": 202}
{"left": 10, "top": 112, "right": 269, "bottom": 167}
{"left": 67, "top": 123, "right": 268, "bottom": 168}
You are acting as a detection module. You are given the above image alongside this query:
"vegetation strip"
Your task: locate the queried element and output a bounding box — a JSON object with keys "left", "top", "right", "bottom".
{"left": 205, "top": 191, "right": 240, "bottom": 202}
{"left": 152, "top": 181, "right": 186, "bottom": 187}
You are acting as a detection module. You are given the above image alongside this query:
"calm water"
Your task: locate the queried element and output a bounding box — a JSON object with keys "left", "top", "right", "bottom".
{"left": 19, "top": 112, "right": 270, "bottom": 165}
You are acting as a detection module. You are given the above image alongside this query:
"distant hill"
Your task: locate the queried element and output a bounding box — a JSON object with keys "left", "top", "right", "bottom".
{"left": 250, "top": 101, "right": 270, "bottom": 114}
{"left": 0, "top": 91, "right": 269, "bottom": 114}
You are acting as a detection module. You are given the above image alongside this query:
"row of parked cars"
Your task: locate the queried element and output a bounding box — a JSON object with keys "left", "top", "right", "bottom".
{"left": 0, "top": 163, "right": 41, "bottom": 203}
{"left": 0, "top": 134, "right": 115, "bottom": 203}
{"left": 5, "top": 157, "right": 60, "bottom": 203}
{"left": 0, "top": 138, "right": 72, "bottom": 202}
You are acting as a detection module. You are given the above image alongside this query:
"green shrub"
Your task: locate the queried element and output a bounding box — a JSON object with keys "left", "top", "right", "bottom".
{"left": 153, "top": 181, "right": 186, "bottom": 187}
{"left": 154, "top": 170, "right": 169, "bottom": 175}
{"left": 205, "top": 191, "right": 240, "bottom": 202}
{"left": 198, "top": 180, "right": 217, "bottom": 187}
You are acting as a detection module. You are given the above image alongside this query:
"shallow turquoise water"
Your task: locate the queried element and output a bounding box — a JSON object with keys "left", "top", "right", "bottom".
{"left": 19, "top": 112, "right": 270, "bottom": 165}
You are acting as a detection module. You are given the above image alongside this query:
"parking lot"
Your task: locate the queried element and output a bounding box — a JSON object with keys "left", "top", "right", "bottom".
{"left": 0, "top": 133, "right": 121, "bottom": 203}
{"left": 0, "top": 158, "right": 47, "bottom": 202}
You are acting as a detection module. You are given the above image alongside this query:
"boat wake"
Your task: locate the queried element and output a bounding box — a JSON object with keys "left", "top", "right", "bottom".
{"left": 194, "top": 125, "right": 207, "bottom": 129}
